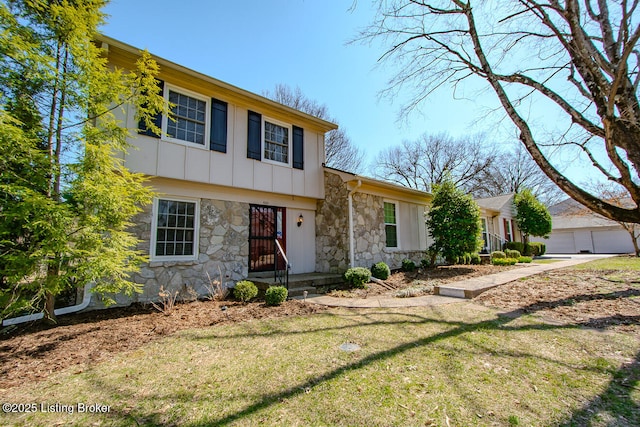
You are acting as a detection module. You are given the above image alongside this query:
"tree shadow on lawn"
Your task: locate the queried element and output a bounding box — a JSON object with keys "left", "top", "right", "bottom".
{"left": 89, "top": 301, "right": 639, "bottom": 427}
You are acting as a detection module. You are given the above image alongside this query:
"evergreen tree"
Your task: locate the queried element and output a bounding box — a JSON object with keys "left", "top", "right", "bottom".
{"left": 514, "top": 189, "right": 552, "bottom": 244}
{"left": 426, "top": 179, "right": 482, "bottom": 264}
{"left": 0, "top": 0, "right": 164, "bottom": 322}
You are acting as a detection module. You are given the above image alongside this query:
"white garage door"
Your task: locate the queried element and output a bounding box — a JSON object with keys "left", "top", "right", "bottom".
{"left": 592, "top": 230, "right": 635, "bottom": 254}
{"left": 544, "top": 232, "right": 576, "bottom": 253}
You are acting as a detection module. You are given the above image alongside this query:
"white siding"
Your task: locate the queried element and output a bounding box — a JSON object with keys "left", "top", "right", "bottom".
{"left": 127, "top": 101, "right": 326, "bottom": 199}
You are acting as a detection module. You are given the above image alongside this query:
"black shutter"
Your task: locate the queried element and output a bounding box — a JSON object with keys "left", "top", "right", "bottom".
{"left": 210, "top": 98, "right": 228, "bottom": 153}
{"left": 247, "top": 110, "right": 261, "bottom": 160}
{"left": 292, "top": 125, "right": 304, "bottom": 169}
{"left": 137, "top": 79, "right": 164, "bottom": 138}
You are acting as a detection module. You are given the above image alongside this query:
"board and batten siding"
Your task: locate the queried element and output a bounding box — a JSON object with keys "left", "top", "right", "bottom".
{"left": 119, "top": 102, "right": 326, "bottom": 200}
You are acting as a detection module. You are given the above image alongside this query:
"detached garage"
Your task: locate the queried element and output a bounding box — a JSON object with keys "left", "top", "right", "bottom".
{"left": 532, "top": 201, "right": 638, "bottom": 254}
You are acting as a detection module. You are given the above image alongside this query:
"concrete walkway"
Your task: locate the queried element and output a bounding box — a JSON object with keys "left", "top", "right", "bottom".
{"left": 297, "top": 254, "right": 611, "bottom": 308}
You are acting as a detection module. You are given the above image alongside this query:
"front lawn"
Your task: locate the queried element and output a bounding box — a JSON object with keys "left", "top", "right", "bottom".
{"left": 4, "top": 303, "right": 639, "bottom": 426}
{"left": 573, "top": 255, "right": 640, "bottom": 271}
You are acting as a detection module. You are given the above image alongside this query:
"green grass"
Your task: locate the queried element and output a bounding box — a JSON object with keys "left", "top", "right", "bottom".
{"left": 532, "top": 258, "right": 564, "bottom": 264}
{"left": 573, "top": 255, "right": 640, "bottom": 271}
{"left": 3, "top": 303, "right": 639, "bottom": 427}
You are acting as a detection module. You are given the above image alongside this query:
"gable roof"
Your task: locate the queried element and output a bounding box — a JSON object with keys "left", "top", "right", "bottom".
{"left": 325, "top": 167, "right": 432, "bottom": 204}
{"left": 475, "top": 193, "right": 515, "bottom": 213}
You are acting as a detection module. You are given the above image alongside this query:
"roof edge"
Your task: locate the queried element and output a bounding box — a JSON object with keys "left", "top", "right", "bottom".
{"left": 96, "top": 34, "right": 339, "bottom": 133}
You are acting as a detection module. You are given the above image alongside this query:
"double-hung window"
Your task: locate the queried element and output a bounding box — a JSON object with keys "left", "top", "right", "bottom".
{"left": 152, "top": 198, "right": 199, "bottom": 260}
{"left": 247, "top": 111, "right": 303, "bottom": 169}
{"left": 263, "top": 119, "right": 291, "bottom": 165}
{"left": 384, "top": 201, "right": 398, "bottom": 248}
{"left": 164, "top": 87, "right": 209, "bottom": 146}
{"left": 166, "top": 89, "right": 207, "bottom": 145}
{"left": 138, "top": 79, "right": 228, "bottom": 153}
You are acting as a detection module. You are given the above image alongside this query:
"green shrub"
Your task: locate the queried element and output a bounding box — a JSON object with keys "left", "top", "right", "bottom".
{"left": 420, "top": 259, "right": 431, "bottom": 269}
{"left": 492, "top": 257, "right": 518, "bottom": 266}
{"left": 344, "top": 267, "right": 371, "bottom": 289}
{"left": 504, "top": 241, "right": 525, "bottom": 254}
{"left": 490, "top": 251, "right": 506, "bottom": 260}
{"left": 402, "top": 259, "right": 416, "bottom": 272}
{"left": 233, "top": 280, "right": 258, "bottom": 302}
{"left": 265, "top": 286, "right": 288, "bottom": 306}
{"left": 505, "top": 249, "right": 521, "bottom": 259}
{"left": 371, "top": 262, "right": 391, "bottom": 280}
{"left": 518, "top": 256, "right": 533, "bottom": 263}
{"left": 469, "top": 253, "right": 482, "bottom": 265}
{"left": 525, "top": 242, "right": 546, "bottom": 256}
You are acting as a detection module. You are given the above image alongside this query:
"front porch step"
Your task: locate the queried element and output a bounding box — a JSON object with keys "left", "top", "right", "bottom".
{"left": 247, "top": 272, "right": 344, "bottom": 297}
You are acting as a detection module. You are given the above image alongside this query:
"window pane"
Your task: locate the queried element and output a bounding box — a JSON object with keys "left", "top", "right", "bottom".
{"left": 385, "top": 224, "right": 398, "bottom": 248}
{"left": 384, "top": 202, "right": 396, "bottom": 224}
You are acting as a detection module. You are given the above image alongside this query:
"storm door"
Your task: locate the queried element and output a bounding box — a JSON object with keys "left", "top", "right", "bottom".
{"left": 249, "top": 205, "right": 286, "bottom": 272}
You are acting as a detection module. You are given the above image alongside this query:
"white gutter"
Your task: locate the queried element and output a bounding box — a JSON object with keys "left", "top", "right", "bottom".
{"left": 2, "top": 283, "right": 94, "bottom": 326}
{"left": 347, "top": 180, "right": 362, "bottom": 268}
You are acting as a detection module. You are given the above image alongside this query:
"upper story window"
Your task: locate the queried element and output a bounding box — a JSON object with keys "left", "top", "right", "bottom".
{"left": 264, "top": 120, "right": 290, "bottom": 164}
{"left": 384, "top": 201, "right": 398, "bottom": 248}
{"left": 247, "top": 111, "right": 304, "bottom": 170}
{"left": 137, "top": 79, "right": 228, "bottom": 153}
{"left": 167, "top": 90, "right": 207, "bottom": 145}
{"left": 164, "top": 86, "right": 209, "bottom": 147}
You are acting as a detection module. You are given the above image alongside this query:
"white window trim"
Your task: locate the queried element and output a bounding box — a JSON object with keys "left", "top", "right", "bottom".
{"left": 162, "top": 83, "right": 210, "bottom": 150}
{"left": 383, "top": 199, "right": 400, "bottom": 250}
{"left": 150, "top": 196, "right": 200, "bottom": 262}
{"left": 261, "top": 116, "right": 293, "bottom": 167}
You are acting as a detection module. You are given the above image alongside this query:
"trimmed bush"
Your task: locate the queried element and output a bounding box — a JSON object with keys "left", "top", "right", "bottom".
{"left": 504, "top": 241, "right": 525, "bottom": 254}
{"left": 420, "top": 259, "right": 431, "bottom": 269}
{"left": 371, "top": 262, "right": 391, "bottom": 280}
{"left": 469, "top": 253, "right": 482, "bottom": 265}
{"left": 233, "top": 280, "right": 258, "bottom": 302}
{"left": 525, "top": 242, "right": 546, "bottom": 256}
{"left": 492, "top": 257, "right": 518, "bottom": 266}
{"left": 518, "top": 256, "right": 533, "bottom": 263}
{"left": 265, "top": 286, "right": 288, "bottom": 306}
{"left": 402, "top": 259, "right": 416, "bottom": 272}
{"left": 505, "top": 249, "right": 521, "bottom": 259}
{"left": 490, "top": 251, "right": 506, "bottom": 260}
{"left": 344, "top": 267, "right": 371, "bottom": 289}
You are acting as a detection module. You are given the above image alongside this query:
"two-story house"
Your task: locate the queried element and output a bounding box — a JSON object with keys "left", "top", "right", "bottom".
{"left": 93, "top": 36, "right": 432, "bottom": 307}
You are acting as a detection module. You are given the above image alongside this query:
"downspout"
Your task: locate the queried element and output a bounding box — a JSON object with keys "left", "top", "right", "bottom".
{"left": 2, "top": 283, "right": 94, "bottom": 326}
{"left": 347, "top": 180, "right": 362, "bottom": 268}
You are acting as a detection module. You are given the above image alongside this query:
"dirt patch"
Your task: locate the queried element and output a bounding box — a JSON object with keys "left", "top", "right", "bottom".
{"left": 475, "top": 269, "right": 640, "bottom": 333}
{"left": 0, "top": 299, "right": 325, "bottom": 390}
{"left": 329, "top": 264, "right": 518, "bottom": 298}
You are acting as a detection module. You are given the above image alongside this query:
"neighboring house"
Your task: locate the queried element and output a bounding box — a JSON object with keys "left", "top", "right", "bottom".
{"left": 92, "top": 36, "right": 432, "bottom": 308}
{"left": 532, "top": 198, "right": 638, "bottom": 254}
{"left": 475, "top": 194, "right": 523, "bottom": 253}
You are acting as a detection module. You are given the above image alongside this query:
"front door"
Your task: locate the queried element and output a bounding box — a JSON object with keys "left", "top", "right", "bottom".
{"left": 249, "top": 205, "right": 286, "bottom": 272}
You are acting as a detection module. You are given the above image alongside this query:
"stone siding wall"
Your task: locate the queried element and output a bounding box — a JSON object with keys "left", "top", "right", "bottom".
{"left": 316, "top": 171, "right": 425, "bottom": 274}
{"left": 89, "top": 197, "right": 249, "bottom": 308}
{"left": 315, "top": 172, "right": 350, "bottom": 273}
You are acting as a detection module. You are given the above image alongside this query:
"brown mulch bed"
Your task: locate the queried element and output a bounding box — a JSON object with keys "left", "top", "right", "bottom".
{"left": 0, "top": 299, "right": 325, "bottom": 390}
{"left": 475, "top": 269, "right": 640, "bottom": 333}
{"left": 329, "top": 264, "right": 519, "bottom": 298}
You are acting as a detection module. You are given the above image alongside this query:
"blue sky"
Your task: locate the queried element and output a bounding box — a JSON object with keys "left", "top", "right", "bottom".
{"left": 101, "top": 0, "right": 502, "bottom": 173}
